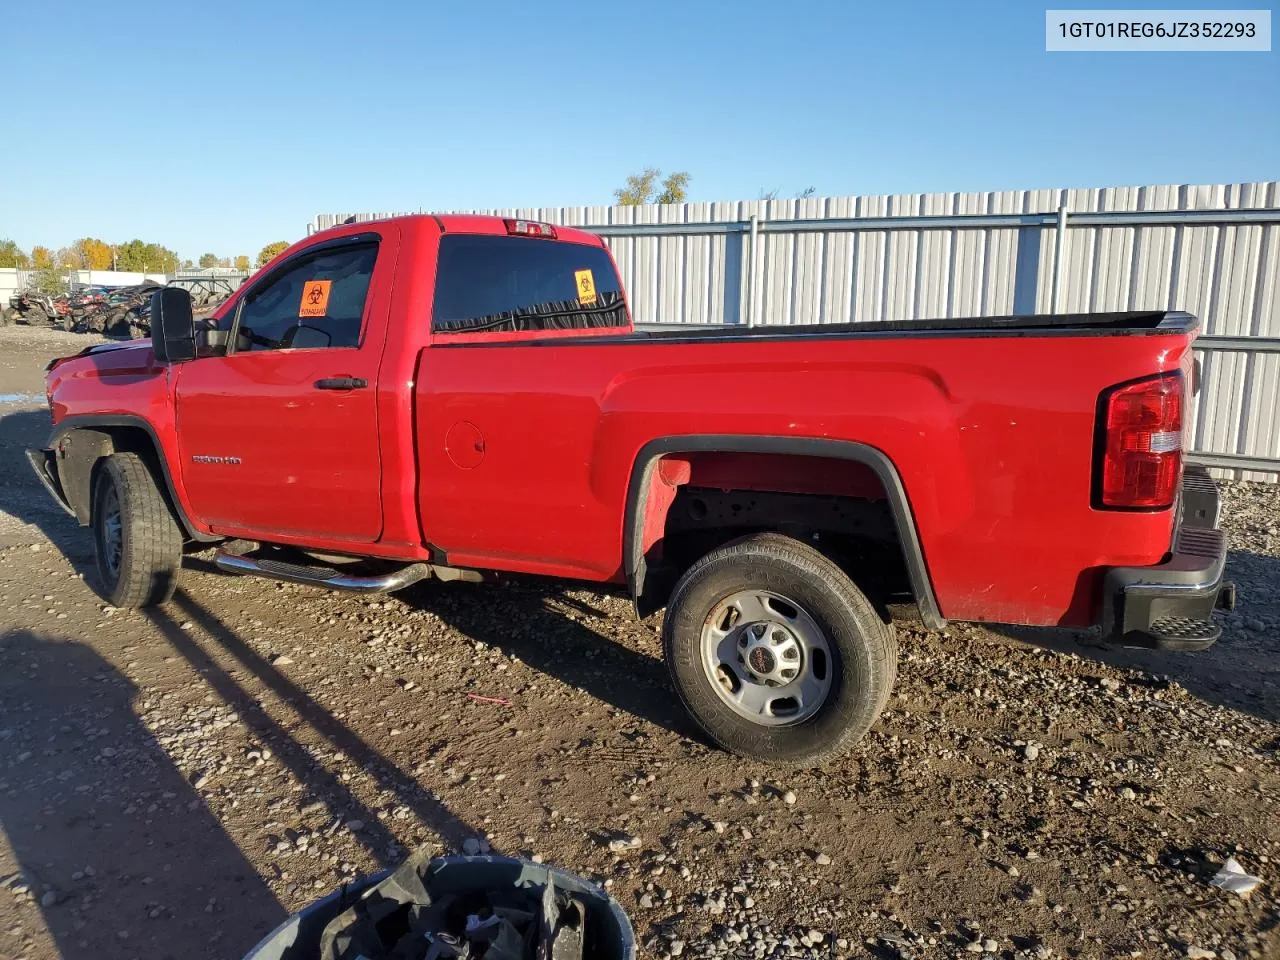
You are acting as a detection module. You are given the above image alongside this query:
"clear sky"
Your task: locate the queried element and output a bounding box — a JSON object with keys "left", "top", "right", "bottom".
{"left": 1, "top": 0, "right": 1275, "bottom": 261}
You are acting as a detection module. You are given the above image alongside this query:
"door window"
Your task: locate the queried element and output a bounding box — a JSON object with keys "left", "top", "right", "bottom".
{"left": 235, "top": 243, "right": 378, "bottom": 351}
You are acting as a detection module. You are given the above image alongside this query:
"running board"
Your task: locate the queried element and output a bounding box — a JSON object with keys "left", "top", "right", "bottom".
{"left": 214, "top": 551, "right": 431, "bottom": 593}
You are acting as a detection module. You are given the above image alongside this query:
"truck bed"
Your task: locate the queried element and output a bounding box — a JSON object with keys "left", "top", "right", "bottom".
{"left": 549, "top": 310, "right": 1195, "bottom": 345}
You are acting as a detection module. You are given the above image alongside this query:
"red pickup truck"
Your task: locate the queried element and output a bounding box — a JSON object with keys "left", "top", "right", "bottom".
{"left": 30, "top": 214, "right": 1233, "bottom": 765}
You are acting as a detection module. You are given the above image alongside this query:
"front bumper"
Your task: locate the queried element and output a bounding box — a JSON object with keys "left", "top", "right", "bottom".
{"left": 25, "top": 447, "right": 75, "bottom": 518}
{"left": 1101, "top": 465, "right": 1234, "bottom": 651}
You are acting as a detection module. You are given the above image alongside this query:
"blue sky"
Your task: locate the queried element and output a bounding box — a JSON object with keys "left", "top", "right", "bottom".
{"left": 1, "top": 0, "right": 1275, "bottom": 260}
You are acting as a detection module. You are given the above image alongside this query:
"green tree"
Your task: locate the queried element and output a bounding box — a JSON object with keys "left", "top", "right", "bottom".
{"left": 114, "top": 240, "right": 177, "bottom": 273}
{"left": 256, "top": 241, "right": 290, "bottom": 267}
{"left": 181, "top": 259, "right": 194, "bottom": 269}
{"left": 198, "top": 252, "right": 219, "bottom": 268}
{"left": 0, "top": 239, "right": 30, "bottom": 268}
{"left": 32, "top": 268, "right": 65, "bottom": 294}
{"left": 31, "top": 246, "right": 56, "bottom": 270}
{"left": 615, "top": 168, "right": 691, "bottom": 205}
{"left": 234, "top": 255, "right": 250, "bottom": 271}
{"left": 149, "top": 245, "right": 180, "bottom": 273}
{"left": 114, "top": 239, "right": 151, "bottom": 272}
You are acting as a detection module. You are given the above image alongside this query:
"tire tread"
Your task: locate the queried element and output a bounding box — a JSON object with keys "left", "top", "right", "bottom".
{"left": 94, "top": 452, "right": 182, "bottom": 607}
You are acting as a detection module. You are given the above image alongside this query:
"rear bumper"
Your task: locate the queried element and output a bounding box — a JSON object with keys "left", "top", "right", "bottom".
{"left": 1100, "top": 465, "right": 1234, "bottom": 651}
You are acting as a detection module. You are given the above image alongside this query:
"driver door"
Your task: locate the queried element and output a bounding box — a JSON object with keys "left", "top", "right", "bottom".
{"left": 174, "top": 232, "right": 394, "bottom": 543}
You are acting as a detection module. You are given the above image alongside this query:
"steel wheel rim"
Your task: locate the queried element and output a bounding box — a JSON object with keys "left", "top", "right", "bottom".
{"left": 699, "top": 589, "right": 833, "bottom": 726}
{"left": 98, "top": 483, "right": 123, "bottom": 580}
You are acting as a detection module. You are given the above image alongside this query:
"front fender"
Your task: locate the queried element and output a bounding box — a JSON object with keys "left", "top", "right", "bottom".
{"left": 45, "top": 416, "right": 216, "bottom": 541}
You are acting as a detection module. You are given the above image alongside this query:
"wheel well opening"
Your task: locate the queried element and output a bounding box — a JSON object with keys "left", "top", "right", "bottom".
{"left": 636, "top": 450, "right": 917, "bottom": 616}
{"left": 55, "top": 426, "right": 192, "bottom": 539}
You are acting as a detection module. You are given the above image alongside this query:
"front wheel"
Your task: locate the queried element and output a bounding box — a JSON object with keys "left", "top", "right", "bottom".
{"left": 663, "top": 533, "right": 897, "bottom": 767}
{"left": 91, "top": 453, "right": 183, "bottom": 607}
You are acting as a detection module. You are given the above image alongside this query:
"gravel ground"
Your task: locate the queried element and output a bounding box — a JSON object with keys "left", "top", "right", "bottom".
{"left": 0, "top": 328, "right": 1276, "bottom": 960}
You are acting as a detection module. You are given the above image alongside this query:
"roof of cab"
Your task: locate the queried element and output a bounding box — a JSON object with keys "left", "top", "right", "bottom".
{"left": 321, "top": 213, "right": 607, "bottom": 247}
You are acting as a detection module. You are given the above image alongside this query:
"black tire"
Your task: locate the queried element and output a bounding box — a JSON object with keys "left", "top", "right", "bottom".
{"left": 663, "top": 532, "right": 897, "bottom": 767}
{"left": 91, "top": 453, "right": 183, "bottom": 607}
{"left": 103, "top": 308, "right": 130, "bottom": 338}
{"left": 24, "top": 305, "right": 50, "bottom": 326}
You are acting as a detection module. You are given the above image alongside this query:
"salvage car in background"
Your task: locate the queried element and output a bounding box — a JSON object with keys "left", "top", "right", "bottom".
{"left": 4, "top": 290, "right": 61, "bottom": 326}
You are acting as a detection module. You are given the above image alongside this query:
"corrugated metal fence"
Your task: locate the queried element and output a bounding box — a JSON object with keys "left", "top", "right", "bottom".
{"left": 326, "top": 180, "right": 1277, "bottom": 480}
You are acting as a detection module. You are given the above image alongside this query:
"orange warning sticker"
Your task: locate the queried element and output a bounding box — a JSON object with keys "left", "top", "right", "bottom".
{"left": 299, "top": 280, "right": 331, "bottom": 318}
{"left": 574, "top": 269, "right": 597, "bottom": 306}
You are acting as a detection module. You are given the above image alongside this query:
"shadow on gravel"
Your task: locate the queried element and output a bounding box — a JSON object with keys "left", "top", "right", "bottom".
{"left": 0, "top": 628, "right": 285, "bottom": 960}
{"left": 400, "top": 577, "right": 698, "bottom": 740}
{"left": 988, "top": 547, "right": 1280, "bottom": 725}
{"left": 0, "top": 408, "right": 92, "bottom": 561}
{"left": 147, "top": 590, "right": 482, "bottom": 864}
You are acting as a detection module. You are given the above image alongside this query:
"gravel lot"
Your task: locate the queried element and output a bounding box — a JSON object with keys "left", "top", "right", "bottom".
{"left": 0, "top": 328, "right": 1276, "bottom": 960}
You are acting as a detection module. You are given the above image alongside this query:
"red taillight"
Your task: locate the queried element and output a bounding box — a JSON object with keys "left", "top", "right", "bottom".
{"left": 1097, "top": 373, "right": 1184, "bottom": 509}
{"left": 503, "top": 218, "right": 557, "bottom": 239}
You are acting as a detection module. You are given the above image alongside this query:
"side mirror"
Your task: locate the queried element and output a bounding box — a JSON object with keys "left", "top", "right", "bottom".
{"left": 151, "top": 288, "right": 196, "bottom": 363}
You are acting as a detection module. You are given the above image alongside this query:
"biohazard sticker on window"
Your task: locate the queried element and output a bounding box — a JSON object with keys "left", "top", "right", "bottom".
{"left": 574, "top": 269, "right": 597, "bottom": 306}
{"left": 299, "top": 280, "right": 332, "bottom": 318}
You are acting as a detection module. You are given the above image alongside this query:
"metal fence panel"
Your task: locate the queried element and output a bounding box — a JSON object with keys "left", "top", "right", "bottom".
{"left": 312, "top": 180, "right": 1280, "bottom": 480}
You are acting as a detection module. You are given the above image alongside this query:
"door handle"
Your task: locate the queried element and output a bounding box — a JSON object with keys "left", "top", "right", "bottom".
{"left": 315, "top": 377, "right": 368, "bottom": 390}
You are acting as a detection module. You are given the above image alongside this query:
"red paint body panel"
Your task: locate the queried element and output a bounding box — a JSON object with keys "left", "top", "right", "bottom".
{"left": 413, "top": 334, "right": 1190, "bottom": 625}
{"left": 46, "top": 214, "right": 1197, "bottom": 628}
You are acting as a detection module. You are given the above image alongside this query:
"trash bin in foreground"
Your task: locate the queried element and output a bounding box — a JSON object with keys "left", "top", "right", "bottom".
{"left": 243, "top": 852, "right": 635, "bottom": 960}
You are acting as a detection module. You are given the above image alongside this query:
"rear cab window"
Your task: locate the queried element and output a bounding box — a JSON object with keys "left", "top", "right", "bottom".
{"left": 431, "top": 235, "right": 627, "bottom": 334}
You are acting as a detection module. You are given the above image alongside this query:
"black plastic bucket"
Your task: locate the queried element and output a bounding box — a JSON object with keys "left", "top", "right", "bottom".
{"left": 242, "top": 855, "right": 635, "bottom": 960}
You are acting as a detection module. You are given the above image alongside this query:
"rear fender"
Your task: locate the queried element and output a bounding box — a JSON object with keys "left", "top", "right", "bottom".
{"left": 623, "top": 435, "right": 943, "bottom": 628}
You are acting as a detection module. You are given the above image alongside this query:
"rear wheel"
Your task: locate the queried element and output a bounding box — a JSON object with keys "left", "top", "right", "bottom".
{"left": 663, "top": 532, "right": 897, "bottom": 767}
{"left": 91, "top": 453, "right": 183, "bottom": 607}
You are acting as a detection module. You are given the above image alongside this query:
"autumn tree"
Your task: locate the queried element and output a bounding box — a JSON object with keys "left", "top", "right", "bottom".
{"left": 72, "top": 238, "right": 113, "bottom": 270}
{"left": 57, "top": 247, "right": 84, "bottom": 269}
{"left": 615, "top": 168, "right": 660, "bottom": 205}
{"left": 256, "top": 241, "right": 290, "bottom": 267}
{"left": 615, "top": 168, "right": 692, "bottom": 205}
{"left": 234, "top": 255, "right": 250, "bottom": 271}
{"left": 655, "top": 172, "right": 691, "bottom": 204}
{"left": 759, "top": 186, "right": 817, "bottom": 201}
{"left": 31, "top": 246, "right": 56, "bottom": 270}
{"left": 0, "top": 240, "right": 30, "bottom": 268}
{"left": 198, "top": 253, "right": 219, "bottom": 268}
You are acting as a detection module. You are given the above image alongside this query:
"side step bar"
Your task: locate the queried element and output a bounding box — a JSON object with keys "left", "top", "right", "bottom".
{"left": 214, "top": 551, "right": 431, "bottom": 594}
